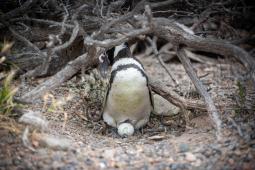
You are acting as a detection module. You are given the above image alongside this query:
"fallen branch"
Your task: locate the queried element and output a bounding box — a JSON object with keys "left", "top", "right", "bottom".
{"left": 8, "top": 26, "right": 47, "bottom": 58}
{"left": 19, "top": 45, "right": 104, "bottom": 103}
{"left": 19, "top": 53, "right": 89, "bottom": 103}
{"left": 183, "top": 49, "right": 216, "bottom": 65}
{"left": 84, "top": 27, "right": 151, "bottom": 48}
{"left": 150, "top": 80, "right": 206, "bottom": 111}
{"left": 151, "top": 17, "right": 255, "bottom": 83}
{"left": 52, "top": 20, "right": 80, "bottom": 53}
{"left": 11, "top": 17, "right": 74, "bottom": 29}
{"left": 176, "top": 47, "right": 222, "bottom": 139}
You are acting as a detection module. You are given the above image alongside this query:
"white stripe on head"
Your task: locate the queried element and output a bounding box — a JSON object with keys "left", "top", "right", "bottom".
{"left": 111, "top": 58, "right": 144, "bottom": 72}
{"left": 114, "top": 43, "right": 127, "bottom": 57}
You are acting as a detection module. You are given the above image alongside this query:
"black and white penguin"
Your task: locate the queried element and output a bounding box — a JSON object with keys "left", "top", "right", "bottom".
{"left": 101, "top": 42, "right": 153, "bottom": 136}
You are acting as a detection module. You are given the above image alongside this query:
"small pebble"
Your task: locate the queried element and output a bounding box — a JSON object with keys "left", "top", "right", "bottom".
{"left": 148, "top": 135, "right": 166, "bottom": 141}
{"left": 99, "top": 161, "right": 107, "bottom": 169}
{"left": 84, "top": 158, "right": 93, "bottom": 166}
{"left": 185, "top": 152, "right": 196, "bottom": 162}
{"left": 179, "top": 143, "right": 189, "bottom": 153}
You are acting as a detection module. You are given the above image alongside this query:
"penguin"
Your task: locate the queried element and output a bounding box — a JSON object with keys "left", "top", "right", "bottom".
{"left": 100, "top": 42, "right": 153, "bottom": 137}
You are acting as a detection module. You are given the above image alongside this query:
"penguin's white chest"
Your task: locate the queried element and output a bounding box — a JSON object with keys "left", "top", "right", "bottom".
{"left": 104, "top": 67, "right": 151, "bottom": 127}
{"left": 109, "top": 68, "right": 148, "bottom": 113}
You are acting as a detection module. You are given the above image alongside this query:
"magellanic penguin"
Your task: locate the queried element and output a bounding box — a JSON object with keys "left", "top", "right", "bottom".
{"left": 101, "top": 42, "right": 154, "bottom": 137}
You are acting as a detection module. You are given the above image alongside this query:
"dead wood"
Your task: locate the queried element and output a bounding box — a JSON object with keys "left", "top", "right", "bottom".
{"left": 19, "top": 52, "right": 87, "bottom": 103}
{"left": 19, "top": 53, "right": 88, "bottom": 103}
{"left": 150, "top": 17, "right": 255, "bottom": 83}
{"left": 176, "top": 47, "right": 222, "bottom": 139}
{"left": 150, "top": 80, "right": 206, "bottom": 112}
{"left": 19, "top": 45, "right": 103, "bottom": 103}
{"left": 147, "top": 36, "right": 178, "bottom": 86}
{"left": 8, "top": 26, "right": 47, "bottom": 59}
{"left": 22, "top": 20, "right": 80, "bottom": 78}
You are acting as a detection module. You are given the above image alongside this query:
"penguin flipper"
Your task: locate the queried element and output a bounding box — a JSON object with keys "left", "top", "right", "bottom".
{"left": 102, "top": 83, "right": 110, "bottom": 115}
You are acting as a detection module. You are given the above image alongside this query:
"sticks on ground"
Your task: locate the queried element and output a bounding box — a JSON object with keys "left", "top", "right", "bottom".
{"left": 20, "top": 53, "right": 87, "bottom": 103}
{"left": 176, "top": 47, "right": 222, "bottom": 139}
{"left": 84, "top": 27, "right": 151, "bottom": 48}
{"left": 8, "top": 26, "right": 47, "bottom": 59}
{"left": 19, "top": 45, "right": 103, "bottom": 103}
{"left": 150, "top": 80, "right": 206, "bottom": 111}
{"left": 151, "top": 17, "right": 255, "bottom": 83}
{"left": 147, "top": 36, "right": 178, "bottom": 86}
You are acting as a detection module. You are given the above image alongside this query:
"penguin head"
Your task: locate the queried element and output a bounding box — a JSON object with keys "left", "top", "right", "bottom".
{"left": 99, "top": 42, "right": 131, "bottom": 78}
{"left": 107, "top": 42, "right": 130, "bottom": 64}
{"left": 113, "top": 42, "right": 130, "bottom": 59}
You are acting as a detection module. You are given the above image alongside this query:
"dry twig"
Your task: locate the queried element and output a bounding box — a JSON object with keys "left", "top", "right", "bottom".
{"left": 147, "top": 36, "right": 178, "bottom": 86}
{"left": 19, "top": 46, "right": 104, "bottom": 103}
{"left": 176, "top": 47, "right": 222, "bottom": 139}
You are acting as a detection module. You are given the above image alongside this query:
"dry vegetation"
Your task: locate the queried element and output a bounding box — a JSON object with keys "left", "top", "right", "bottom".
{"left": 0, "top": 0, "right": 255, "bottom": 169}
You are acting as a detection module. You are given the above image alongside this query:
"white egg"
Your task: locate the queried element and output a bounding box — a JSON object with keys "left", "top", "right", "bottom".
{"left": 117, "top": 123, "right": 135, "bottom": 136}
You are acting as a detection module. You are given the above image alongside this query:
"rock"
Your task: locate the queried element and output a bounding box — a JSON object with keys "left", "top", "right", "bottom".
{"left": 169, "top": 163, "right": 190, "bottom": 170}
{"left": 84, "top": 158, "right": 94, "bottom": 166}
{"left": 153, "top": 94, "right": 180, "bottom": 116}
{"left": 32, "top": 133, "right": 72, "bottom": 150}
{"left": 185, "top": 152, "right": 196, "bottom": 162}
{"left": 179, "top": 143, "right": 190, "bottom": 153}
{"left": 19, "top": 110, "right": 48, "bottom": 130}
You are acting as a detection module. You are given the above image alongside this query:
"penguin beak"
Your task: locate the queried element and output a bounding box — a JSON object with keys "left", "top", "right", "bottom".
{"left": 99, "top": 53, "right": 110, "bottom": 79}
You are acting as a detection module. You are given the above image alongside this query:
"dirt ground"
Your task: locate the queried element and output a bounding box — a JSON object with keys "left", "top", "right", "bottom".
{"left": 1, "top": 54, "right": 255, "bottom": 170}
